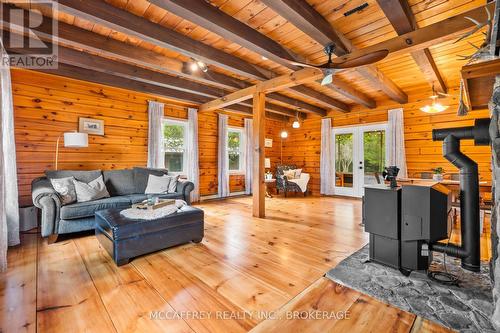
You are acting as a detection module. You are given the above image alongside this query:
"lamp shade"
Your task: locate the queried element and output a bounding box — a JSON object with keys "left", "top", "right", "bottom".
{"left": 265, "top": 158, "right": 271, "bottom": 168}
{"left": 64, "top": 132, "right": 88, "bottom": 147}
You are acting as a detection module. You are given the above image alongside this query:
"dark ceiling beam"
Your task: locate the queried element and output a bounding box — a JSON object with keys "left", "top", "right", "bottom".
{"left": 149, "top": 0, "right": 299, "bottom": 68}
{"left": 0, "top": 3, "right": 325, "bottom": 116}
{"left": 43, "top": 0, "right": 347, "bottom": 112}
{"left": 148, "top": 0, "right": 368, "bottom": 108}
{"left": 53, "top": 0, "right": 269, "bottom": 80}
{"left": 27, "top": 63, "right": 287, "bottom": 121}
{"left": 6, "top": 34, "right": 297, "bottom": 118}
{"left": 377, "top": 0, "right": 447, "bottom": 93}
{"left": 262, "top": 0, "right": 408, "bottom": 104}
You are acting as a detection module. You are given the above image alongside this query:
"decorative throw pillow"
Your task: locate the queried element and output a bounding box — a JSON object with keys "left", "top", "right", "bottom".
{"left": 167, "top": 175, "right": 179, "bottom": 193}
{"left": 284, "top": 170, "right": 296, "bottom": 179}
{"left": 73, "top": 175, "right": 110, "bottom": 202}
{"left": 49, "top": 176, "right": 77, "bottom": 205}
{"left": 294, "top": 169, "right": 303, "bottom": 178}
{"left": 145, "top": 174, "right": 171, "bottom": 194}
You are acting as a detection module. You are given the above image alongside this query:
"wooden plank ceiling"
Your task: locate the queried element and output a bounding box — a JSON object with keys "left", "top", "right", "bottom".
{"left": 7, "top": 0, "right": 489, "bottom": 117}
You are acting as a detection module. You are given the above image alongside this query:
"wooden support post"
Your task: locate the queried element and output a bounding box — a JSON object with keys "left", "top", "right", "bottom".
{"left": 252, "top": 92, "right": 266, "bottom": 218}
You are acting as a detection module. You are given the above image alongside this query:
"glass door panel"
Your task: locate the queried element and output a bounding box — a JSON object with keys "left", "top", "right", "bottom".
{"left": 363, "top": 130, "right": 386, "bottom": 186}
{"left": 332, "top": 124, "right": 388, "bottom": 197}
{"left": 334, "top": 132, "right": 355, "bottom": 196}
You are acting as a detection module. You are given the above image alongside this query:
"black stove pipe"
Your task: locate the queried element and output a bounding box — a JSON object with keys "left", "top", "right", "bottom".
{"left": 430, "top": 118, "right": 490, "bottom": 272}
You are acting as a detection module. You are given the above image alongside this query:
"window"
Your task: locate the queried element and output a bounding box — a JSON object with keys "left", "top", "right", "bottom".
{"left": 163, "top": 119, "right": 187, "bottom": 174}
{"left": 228, "top": 127, "right": 244, "bottom": 173}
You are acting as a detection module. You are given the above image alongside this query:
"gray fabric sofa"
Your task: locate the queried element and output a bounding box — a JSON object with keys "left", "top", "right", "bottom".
{"left": 31, "top": 167, "right": 194, "bottom": 242}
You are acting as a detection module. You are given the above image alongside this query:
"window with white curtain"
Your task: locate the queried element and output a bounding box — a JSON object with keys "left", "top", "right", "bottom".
{"left": 163, "top": 118, "right": 188, "bottom": 175}
{"left": 228, "top": 127, "right": 244, "bottom": 173}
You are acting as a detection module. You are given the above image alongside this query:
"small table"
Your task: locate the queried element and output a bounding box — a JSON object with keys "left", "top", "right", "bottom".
{"left": 265, "top": 178, "right": 276, "bottom": 198}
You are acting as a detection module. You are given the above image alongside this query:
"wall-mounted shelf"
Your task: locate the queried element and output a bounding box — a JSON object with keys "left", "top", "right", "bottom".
{"left": 461, "top": 58, "right": 500, "bottom": 110}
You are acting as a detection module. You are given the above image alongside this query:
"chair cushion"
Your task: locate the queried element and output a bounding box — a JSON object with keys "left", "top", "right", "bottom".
{"left": 133, "top": 167, "right": 168, "bottom": 194}
{"left": 45, "top": 170, "right": 102, "bottom": 183}
{"left": 103, "top": 169, "right": 136, "bottom": 196}
{"left": 60, "top": 196, "right": 132, "bottom": 220}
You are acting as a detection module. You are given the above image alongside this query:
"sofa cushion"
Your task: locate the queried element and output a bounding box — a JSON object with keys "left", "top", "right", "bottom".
{"left": 60, "top": 196, "right": 132, "bottom": 220}
{"left": 73, "top": 175, "right": 110, "bottom": 203}
{"left": 133, "top": 167, "right": 168, "bottom": 194}
{"left": 156, "top": 193, "right": 183, "bottom": 200}
{"left": 46, "top": 170, "right": 102, "bottom": 183}
{"left": 103, "top": 169, "right": 136, "bottom": 196}
{"left": 123, "top": 194, "right": 148, "bottom": 204}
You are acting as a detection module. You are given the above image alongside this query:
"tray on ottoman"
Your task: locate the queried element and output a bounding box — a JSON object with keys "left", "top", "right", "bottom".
{"left": 95, "top": 206, "right": 204, "bottom": 266}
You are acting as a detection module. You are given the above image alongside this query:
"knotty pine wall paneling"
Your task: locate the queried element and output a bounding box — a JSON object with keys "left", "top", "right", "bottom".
{"left": 282, "top": 85, "right": 491, "bottom": 196}
{"left": 13, "top": 69, "right": 282, "bottom": 205}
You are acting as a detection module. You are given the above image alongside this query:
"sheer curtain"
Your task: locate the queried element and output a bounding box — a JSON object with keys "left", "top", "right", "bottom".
{"left": 387, "top": 108, "right": 408, "bottom": 178}
{"left": 147, "top": 101, "right": 165, "bottom": 168}
{"left": 0, "top": 41, "right": 20, "bottom": 271}
{"left": 244, "top": 118, "right": 253, "bottom": 195}
{"left": 186, "top": 108, "right": 200, "bottom": 202}
{"left": 320, "top": 118, "right": 335, "bottom": 195}
{"left": 218, "top": 114, "right": 230, "bottom": 197}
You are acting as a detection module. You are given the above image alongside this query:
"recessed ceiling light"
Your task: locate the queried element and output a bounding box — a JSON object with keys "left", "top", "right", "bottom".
{"left": 261, "top": 55, "right": 268, "bottom": 60}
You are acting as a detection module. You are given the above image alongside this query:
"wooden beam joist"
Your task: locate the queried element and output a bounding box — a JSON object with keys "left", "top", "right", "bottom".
{"left": 148, "top": 0, "right": 373, "bottom": 108}
{"left": 149, "top": 0, "right": 299, "bottom": 68}
{"left": 24, "top": 62, "right": 286, "bottom": 121}
{"left": 377, "top": 0, "right": 447, "bottom": 93}
{"left": 336, "top": 3, "right": 495, "bottom": 64}
{"left": 262, "top": 0, "right": 407, "bottom": 104}
{"left": 40, "top": 0, "right": 346, "bottom": 112}
{"left": 200, "top": 68, "right": 331, "bottom": 112}
{"left": 52, "top": 0, "right": 269, "bottom": 80}
{"left": 0, "top": 3, "right": 326, "bottom": 116}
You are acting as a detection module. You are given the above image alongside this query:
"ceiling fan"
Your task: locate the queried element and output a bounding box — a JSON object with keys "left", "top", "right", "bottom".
{"left": 284, "top": 43, "right": 389, "bottom": 85}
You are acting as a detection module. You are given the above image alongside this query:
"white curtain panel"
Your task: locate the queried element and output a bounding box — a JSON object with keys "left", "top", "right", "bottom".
{"left": 244, "top": 118, "right": 253, "bottom": 195}
{"left": 320, "top": 118, "right": 335, "bottom": 195}
{"left": 186, "top": 108, "right": 200, "bottom": 202}
{"left": 218, "top": 114, "right": 230, "bottom": 197}
{"left": 147, "top": 101, "right": 165, "bottom": 168}
{"left": 0, "top": 42, "right": 20, "bottom": 271}
{"left": 387, "top": 108, "right": 408, "bottom": 178}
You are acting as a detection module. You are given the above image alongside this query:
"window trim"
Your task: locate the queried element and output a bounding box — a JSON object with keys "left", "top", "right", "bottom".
{"left": 162, "top": 118, "right": 188, "bottom": 176}
{"left": 227, "top": 126, "right": 245, "bottom": 175}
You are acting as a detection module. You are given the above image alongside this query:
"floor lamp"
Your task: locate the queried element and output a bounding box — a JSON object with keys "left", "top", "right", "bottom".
{"left": 55, "top": 132, "right": 88, "bottom": 170}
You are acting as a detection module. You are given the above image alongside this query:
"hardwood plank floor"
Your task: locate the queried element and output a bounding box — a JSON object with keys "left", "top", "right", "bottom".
{"left": 1, "top": 196, "right": 481, "bottom": 332}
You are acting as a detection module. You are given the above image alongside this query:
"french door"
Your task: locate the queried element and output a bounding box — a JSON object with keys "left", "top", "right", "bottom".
{"left": 333, "top": 123, "right": 388, "bottom": 197}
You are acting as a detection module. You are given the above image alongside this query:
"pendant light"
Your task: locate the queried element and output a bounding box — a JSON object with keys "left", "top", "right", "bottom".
{"left": 292, "top": 111, "right": 300, "bottom": 129}
{"left": 420, "top": 85, "right": 449, "bottom": 114}
{"left": 280, "top": 116, "right": 288, "bottom": 138}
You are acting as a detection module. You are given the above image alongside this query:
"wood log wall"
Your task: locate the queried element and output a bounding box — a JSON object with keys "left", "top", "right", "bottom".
{"left": 282, "top": 85, "right": 491, "bottom": 196}
{"left": 13, "top": 69, "right": 282, "bottom": 206}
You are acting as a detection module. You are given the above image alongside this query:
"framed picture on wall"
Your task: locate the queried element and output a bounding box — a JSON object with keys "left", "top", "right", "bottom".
{"left": 79, "top": 117, "right": 104, "bottom": 136}
{"left": 265, "top": 138, "right": 273, "bottom": 148}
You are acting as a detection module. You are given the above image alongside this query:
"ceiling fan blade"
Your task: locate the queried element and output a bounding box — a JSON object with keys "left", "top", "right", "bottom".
{"left": 330, "top": 50, "right": 389, "bottom": 69}
{"left": 285, "top": 60, "right": 319, "bottom": 68}
{"left": 321, "top": 73, "right": 333, "bottom": 86}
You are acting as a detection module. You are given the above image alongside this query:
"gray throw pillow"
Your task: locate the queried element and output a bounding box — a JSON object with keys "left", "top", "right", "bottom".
{"left": 49, "top": 176, "right": 77, "bottom": 205}
{"left": 73, "top": 175, "right": 110, "bottom": 202}
{"left": 167, "top": 175, "right": 179, "bottom": 193}
{"left": 145, "top": 174, "right": 171, "bottom": 194}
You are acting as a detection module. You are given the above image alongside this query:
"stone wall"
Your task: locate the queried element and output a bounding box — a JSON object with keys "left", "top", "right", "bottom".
{"left": 489, "top": 77, "right": 500, "bottom": 329}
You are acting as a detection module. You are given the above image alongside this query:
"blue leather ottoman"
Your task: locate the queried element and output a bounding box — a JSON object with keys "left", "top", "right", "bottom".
{"left": 95, "top": 206, "right": 204, "bottom": 266}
